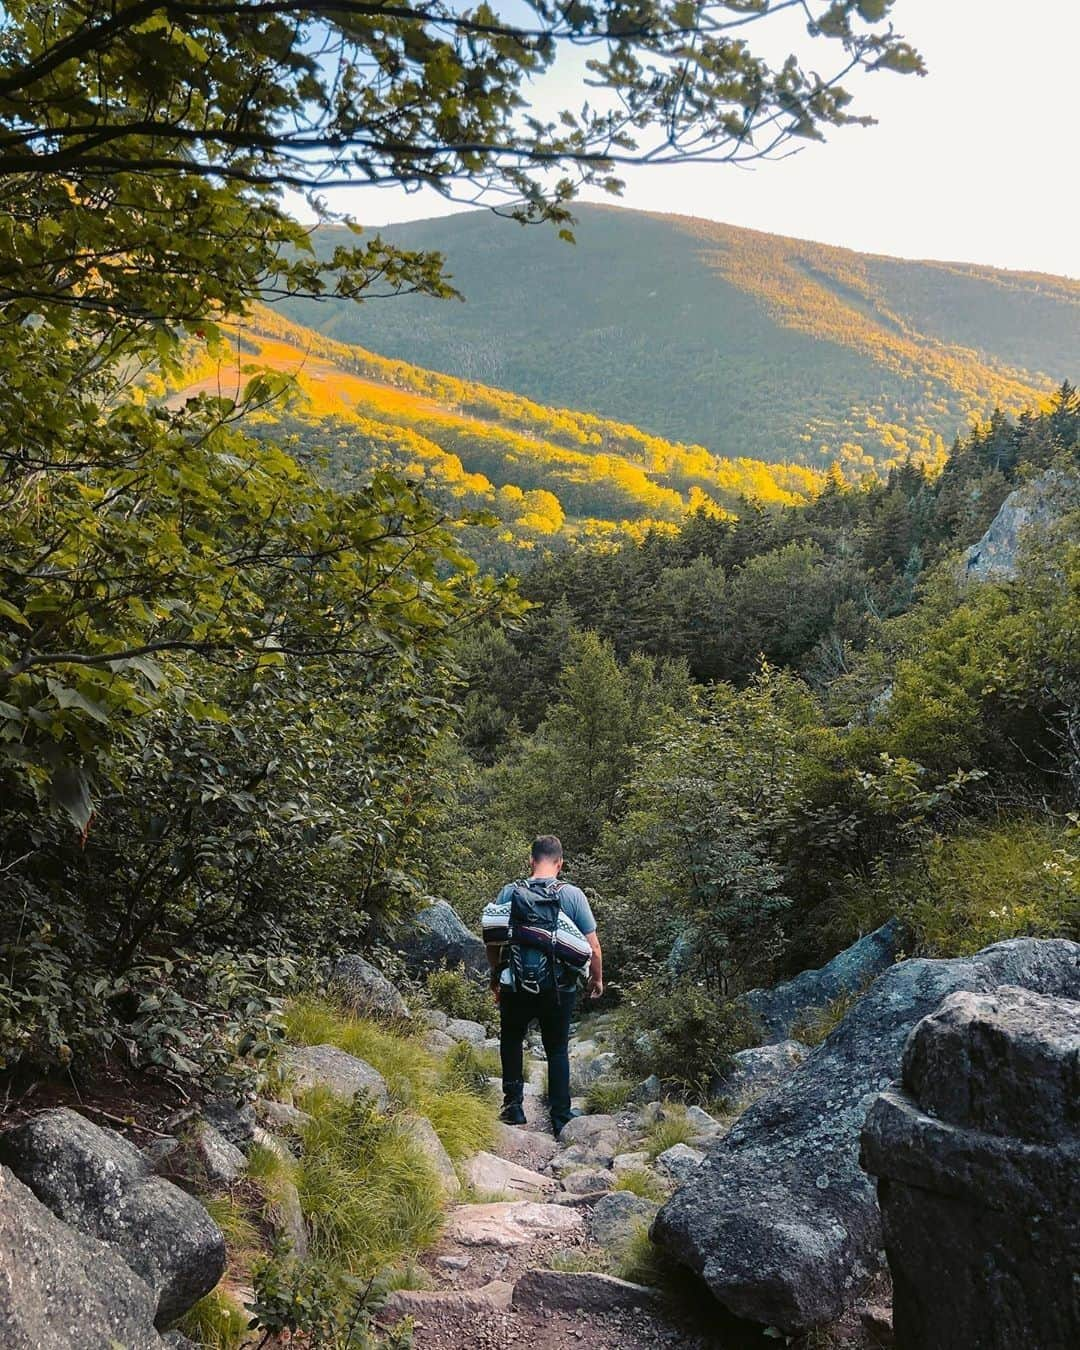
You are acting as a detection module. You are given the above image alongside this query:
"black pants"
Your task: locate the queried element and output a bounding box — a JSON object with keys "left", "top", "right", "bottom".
{"left": 499, "top": 986, "right": 577, "bottom": 1129}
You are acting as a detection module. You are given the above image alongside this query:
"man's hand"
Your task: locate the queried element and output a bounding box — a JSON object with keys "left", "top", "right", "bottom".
{"left": 587, "top": 977, "right": 603, "bottom": 1000}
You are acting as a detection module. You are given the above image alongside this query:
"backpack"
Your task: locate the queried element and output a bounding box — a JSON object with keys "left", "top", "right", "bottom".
{"left": 482, "top": 879, "right": 592, "bottom": 995}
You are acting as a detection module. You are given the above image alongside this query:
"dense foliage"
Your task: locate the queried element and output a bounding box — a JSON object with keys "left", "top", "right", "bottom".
{"left": 424, "top": 393, "right": 1080, "bottom": 1007}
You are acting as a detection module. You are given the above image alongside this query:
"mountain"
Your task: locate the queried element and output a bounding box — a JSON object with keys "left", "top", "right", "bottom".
{"left": 281, "top": 205, "right": 1080, "bottom": 471}
{"left": 169, "top": 306, "right": 824, "bottom": 566}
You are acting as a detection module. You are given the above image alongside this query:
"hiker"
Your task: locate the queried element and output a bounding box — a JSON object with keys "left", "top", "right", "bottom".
{"left": 482, "top": 834, "right": 603, "bottom": 1137}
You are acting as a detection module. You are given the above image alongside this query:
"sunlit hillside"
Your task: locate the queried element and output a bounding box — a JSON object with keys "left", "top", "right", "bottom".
{"left": 280, "top": 205, "right": 1079, "bottom": 470}
{"left": 168, "top": 306, "right": 825, "bottom": 563}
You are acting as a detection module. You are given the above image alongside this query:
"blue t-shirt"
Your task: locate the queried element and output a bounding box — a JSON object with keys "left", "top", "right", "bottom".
{"left": 496, "top": 878, "right": 596, "bottom": 935}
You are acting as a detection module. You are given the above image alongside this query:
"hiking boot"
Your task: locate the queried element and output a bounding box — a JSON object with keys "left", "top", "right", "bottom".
{"left": 499, "top": 1079, "right": 526, "bottom": 1126}
{"left": 551, "top": 1107, "right": 584, "bottom": 1138}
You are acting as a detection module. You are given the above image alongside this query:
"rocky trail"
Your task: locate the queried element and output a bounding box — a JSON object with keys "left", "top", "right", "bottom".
{"left": 377, "top": 1021, "right": 738, "bottom": 1350}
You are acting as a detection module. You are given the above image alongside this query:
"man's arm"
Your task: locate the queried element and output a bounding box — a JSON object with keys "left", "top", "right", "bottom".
{"left": 585, "top": 931, "right": 603, "bottom": 999}
{"left": 486, "top": 943, "right": 504, "bottom": 1003}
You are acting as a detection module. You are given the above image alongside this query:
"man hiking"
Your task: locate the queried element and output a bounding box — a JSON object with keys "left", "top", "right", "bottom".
{"left": 482, "top": 835, "right": 603, "bottom": 1137}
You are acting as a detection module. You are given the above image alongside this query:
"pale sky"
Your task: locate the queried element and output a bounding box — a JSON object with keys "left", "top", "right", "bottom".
{"left": 310, "top": 0, "right": 1080, "bottom": 279}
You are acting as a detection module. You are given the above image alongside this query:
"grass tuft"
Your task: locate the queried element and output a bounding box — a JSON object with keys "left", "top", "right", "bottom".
{"left": 642, "top": 1105, "right": 697, "bottom": 1160}
{"left": 584, "top": 1078, "right": 635, "bottom": 1114}
{"left": 200, "top": 1193, "right": 260, "bottom": 1253}
{"left": 295, "top": 1089, "right": 444, "bottom": 1276}
{"left": 178, "top": 1285, "right": 249, "bottom": 1349}
{"left": 613, "top": 1222, "right": 680, "bottom": 1289}
{"left": 614, "top": 1167, "right": 668, "bottom": 1200}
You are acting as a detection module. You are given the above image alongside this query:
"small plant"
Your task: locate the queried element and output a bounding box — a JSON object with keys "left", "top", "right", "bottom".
{"left": 548, "top": 1247, "right": 607, "bottom": 1274}
{"left": 417, "top": 1088, "right": 496, "bottom": 1161}
{"left": 790, "top": 988, "right": 862, "bottom": 1047}
{"left": 246, "top": 1242, "right": 349, "bottom": 1347}
{"left": 584, "top": 1077, "right": 635, "bottom": 1114}
{"left": 612, "top": 974, "right": 754, "bottom": 1100}
{"left": 200, "top": 1193, "right": 261, "bottom": 1252}
{"left": 425, "top": 965, "right": 496, "bottom": 1033}
{"left": 614, "top": 1167, "right": 668, "bottom": 1200}
{"left": 179, "top": 1285, "right": 249, "bottom": 1349}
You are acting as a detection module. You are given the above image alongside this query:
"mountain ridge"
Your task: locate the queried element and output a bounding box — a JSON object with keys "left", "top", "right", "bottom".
{"left": 280, "top": 204, "right": 1079, "bottom": 470}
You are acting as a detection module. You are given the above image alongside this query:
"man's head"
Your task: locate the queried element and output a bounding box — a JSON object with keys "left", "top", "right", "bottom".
{"left": 530, "top": 834, "right": 563, "bottom": 877}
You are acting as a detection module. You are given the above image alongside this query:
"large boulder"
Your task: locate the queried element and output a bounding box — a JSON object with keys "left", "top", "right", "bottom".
{"left": 330, "top": 954, "right": 410, "bottom": 1021}
{"left": 961, "top": 468, "right": 1079, "bottom": 583}
{"left": 398, "top": 899, "right": 486, "bottom": 976}
{"left": 861, "top": 985, "right": 1080, "bottom": 1350}
{"left": 651, "top": 938, "right": 1080, "bottom": 1334}
{"left": 714, "top": 1039, "right": 808, "bottom": 1104}
{"left": 0, "top": 1108, "right": 225, "bottom": 1328}
{"left": 0, "top": 1164, "right": 170, "bottom": 1349}
{"left": 282, "top": 1044, "right": 389, "bottom": 1107}
{"left": 742, "top": 917, "right": 904, "bottom": 1043}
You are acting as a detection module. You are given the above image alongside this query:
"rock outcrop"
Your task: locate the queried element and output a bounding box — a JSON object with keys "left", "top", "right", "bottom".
{"left": 861, "top": 985, "right": 1080, "bottom": 1350}
{"left": 0, "top": 1108, "right": 225, "bottom": 1328}
{"left": 0, "top": 1164, "right": 171, "bottom": 1349}
{"left": 399, "top": 899, "right": 487, "bottom": 976}
{"left": 741, "top": 917, "right": 904, "bottom": 1042}
{"left": 330, "top": 953, "right": 411, "bottom": 1021}
{"left": 651, "top": 938, "right": 1079, "bottom": 1334}
{"left": 961, "top": 468, "right": 1079, "bottom": 583}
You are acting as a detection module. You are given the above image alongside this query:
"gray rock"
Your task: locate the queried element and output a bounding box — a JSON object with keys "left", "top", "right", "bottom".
{"left": 560, "top": 1168, "right": 615, "bottom": 1195}
{"left": 445, "top": 1017, "right": 487, "bottom": 1046}
{"left": 201, "top": 1096, "right": 256, "bottom": 1150}
{"left": 142, "top": 1135, "right": 182, "bottom": 1174}
{"left": 399, "top": 899, "right": 486, "bottom": 976}
{"left": 612, "top": 1151, "right": 651, "bottom": 1174}
{"left": 684, "top": 1105, "right": 721, "bottom": 1134}
{"left": 424, "top": 1007, "right": 449, "bottom": 1030}
{"left": 629, "top": 1075, "right": 662, "bottom": 1104}
{"left": 742, "top": 917, "right": 905, "bottom": 1042}
{"left": 425, "top": 1027, "right": 458, "bottom": 1054}
{"left": 330, "top": 953, "right": 410, "bottom": 1021}
{"left": 961, "top": 468, "right": 1079, "bottom": 583}
{"left": 464, "top": 1150, "right": 550, "bottom": 1199}
{"left": 193, "top": 1121, "right": 246, "bottom": 1186}
{"left": 512, "top": 1268, "right": 663, "bottom": 1313}
{"left": 282, "top": 1043, "right": 389, "bottom": 1107}
{"left": 382, "top": 1280, "right": 514, "bottom": 1316}
{"left": 654, "top": 1143, "right": 705, "bottom": 1181}
{"left": 0, "top": 1108, "right": 225, "bottom": 1327}
{"left": 665, "top": 928, "right": 698, "bottom": 977}
{"left": 715, "top": 1039, "right": 808, "bottom": 1103}
{"left": 652, "top": 937, "right": 1080, "bottom": 1334}
{"left": 550, "top": 1139, "right": 618, "bottom": 1174}
{"left": 572, "top": 1051, "right": 618, "bottom": 1091}
{"left": 268, "top": 1180, "right": 309, "bottom": 1260}
{"left": 862, "top": 985, "right": 1080, "bottom": 1350}
{"left": 0, "top": 1164, "right": 168, "bottom": 1349}
{"left": 401, "top": 1114, "right": 461, "bottom": 1197}
{"left": 588, "top": 1190, "right": 661, "bottom": 1248}
{"left": 257, "top": 1098, "right": 313, "bottom": 1134}
{"left": 557, "top": 1114, "right": 620, "bottom": 1147}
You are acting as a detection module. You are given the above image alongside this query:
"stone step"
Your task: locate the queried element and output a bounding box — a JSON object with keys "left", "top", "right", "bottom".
{"left": 462, "top": 1151, "right": 553, "bottom": 1199}
{"left": 380, "top": 1279, "right": 513, "bottom": 1319}
{"left": 445, "top": 1201, "right": 585, "bottom": 1248}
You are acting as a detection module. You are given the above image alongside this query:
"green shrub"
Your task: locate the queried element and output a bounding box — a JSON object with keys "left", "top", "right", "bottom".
{"left": 424, "top": 965, "right": 496, "bottom": 1033}
{"left": 612, "top": 975, "right": 755, "bottom": 1100}
{"left": 905, "top": 820, "right": 1079, "bottom": 956}
{"left": 416, "top": 1088, "right": 496, "bottom": 1162}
